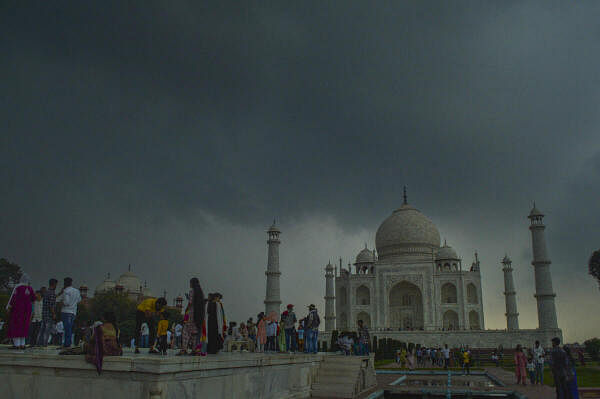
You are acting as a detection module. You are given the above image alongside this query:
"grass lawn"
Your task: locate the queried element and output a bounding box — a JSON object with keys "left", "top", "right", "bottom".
{"left": 502, "top": 366, "right": 600, "bottom": 388}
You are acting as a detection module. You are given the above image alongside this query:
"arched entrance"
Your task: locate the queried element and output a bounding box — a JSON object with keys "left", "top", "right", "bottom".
{"left": 443, "top": 310, "right": 459, "bottom": 330}
{"left": 388, "top": 281, "right": 423, "bottom": 330}
{"left": 469, "top": 310, "right": 480, "bottom": 329}
{"left": 356, "top": 311, "right": 371, "bottom": 328}
{"left": 356, "top": 285, "right": 370, "bottom": 305}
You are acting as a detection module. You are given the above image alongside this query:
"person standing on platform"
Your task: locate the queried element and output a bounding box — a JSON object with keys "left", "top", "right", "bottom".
{"left": 514, "top": 344, "right": 528, "bottom": 386}
{"left": 357, "top": 319, "right": 370, "bottom": 356}
{"left": 247, "top": 317, "right": 256, "bottom": 350}
{"left": 134, "top": 296, "right": 167, "bottom": 354}
{"left": 157, "top": 313, "right": 169, "bottom": 355}
{"left": 6, "top": 273, "right": 36, "bottom": 349}
{"left": 550, "top": 337, "right": 573, "bottom": 399}
{"left": 178, "top": 278, "right": 205, "bottom": 355}
{"left": 56, "top": 277, "right": 81, "bottom": 348}
{"left": 174, "top": 322, "right": 183, "bottom": 349}
{"left": 38, "top": 279, "right": 57, "bottom": 346}
{"left": 206, "top": 293, "right": 225, "bottom": 354}
{"left": 442, "top": 344, "right": 451, "bottom": 370}
{"left": 305, "top": 304, "right": 320, "bottom": 354}
{"left": 54, "top": 320, "right": 64, "bottom": 346}
{"left": 533, "top": 340, "right": 545, "bottom": 385}
{"left": 28, "top": 290, "right": 43, "bottom": 346}
{"left": 283, "top": 304, "right": 297, "bottom": 353}
{"left": 297, "top": 319, "right": 304, "bottom": 353}
{"left": 256, "top": 312, "right": 266, "bottom": 353}
{"left": 564, "top": 346, "right": 580, "bottom": 399}
{"left": 462, "top": 346, "right": 472, "bottom": 375}
{"left": 140, "top": 322, "right": 149, "bottom": 348}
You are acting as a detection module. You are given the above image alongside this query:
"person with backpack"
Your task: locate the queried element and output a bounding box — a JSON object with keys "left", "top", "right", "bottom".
{"left": 283, "top": 304, "right": 297, "bottom": 353}
{"left": 304, "top": 304, "right": 320, "bottom": 354}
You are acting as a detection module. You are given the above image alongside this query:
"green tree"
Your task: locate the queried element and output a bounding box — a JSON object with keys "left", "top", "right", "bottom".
{"left": 584, "top": 338, "right": 600, "bottom": 361}
{"left": 0, "top": 293, "right": 9, "bottom": 342}
{"left": 0, "top": 258, "right": 22, "bottom": 291}
{"left": 589, "top": 250, "right": 600, "bottom": 289}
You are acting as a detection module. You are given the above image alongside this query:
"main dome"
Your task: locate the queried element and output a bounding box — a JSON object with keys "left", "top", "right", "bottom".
{"left": 375, "top": 203, "right": 441, "bottom": 258}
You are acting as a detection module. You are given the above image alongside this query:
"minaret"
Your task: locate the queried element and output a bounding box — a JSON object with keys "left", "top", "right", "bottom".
{"left": 528, "top": 204, "right": 558, "bottom": 330}
{"left": 264, "top": 220, "right": 282, "bottom": 315}
{"left": 324, "top": 261, "right": 336, "bottom": 332}
{"left": 502, "top": 255, "right": 519, "bottom": 330}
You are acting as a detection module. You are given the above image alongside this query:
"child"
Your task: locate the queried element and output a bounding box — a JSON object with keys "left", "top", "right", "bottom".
{"left": 297, "top": 321, "right": 304, "bottom": 353}
{"left": 526, "top": 356, "right": 536, "bottom": 385}
{"left": 157, "top": 313, "right": 169, "bottom": 355}
{"left": 266, "top": 317, "right": 277, "bottom": 352}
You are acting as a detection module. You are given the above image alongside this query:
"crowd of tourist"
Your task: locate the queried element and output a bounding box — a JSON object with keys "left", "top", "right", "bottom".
{"left": 1, "top": 274, "right": 328, "bottom": 360}
{"left": 0, "top": 274, "right": 587, "bottom": 397}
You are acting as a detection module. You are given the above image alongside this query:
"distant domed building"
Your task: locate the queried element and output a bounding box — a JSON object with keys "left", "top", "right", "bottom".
{"left": 321, "top": 188, "right": 563, "bottom": 348}
{"left": 94, "top": 265, "right": 151, "bottom": 302}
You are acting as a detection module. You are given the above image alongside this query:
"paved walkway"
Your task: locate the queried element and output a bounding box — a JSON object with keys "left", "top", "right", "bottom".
{"left": 477, "top": 367, "right": 555, "bottom": 399}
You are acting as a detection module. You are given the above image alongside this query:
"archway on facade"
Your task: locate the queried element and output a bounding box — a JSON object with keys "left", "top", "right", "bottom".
{"left": 339, "top": 313, "right": 348, "bottom": 330}
{"left": 469, "top": 310, "right": 480, "bottom": 329}
{"left": 356, "top": 311, "right": 371, "bottom": 328}
{"left": 339, "top": 287, "right": 347, "bottom": 306}
{"left": 443, "top": 310, "right": 459, "bottom": 330}
{"left": 356, "top": 285, "right": 370, "bottom": 305}
{"left": 467, "top": 283, "right": 478, "bottom": 304}
{"left": 441, "top": 283, "right": 458, "bottom": 304}
{"left": 388, "top": 281, "right": 423, "bottom": 330}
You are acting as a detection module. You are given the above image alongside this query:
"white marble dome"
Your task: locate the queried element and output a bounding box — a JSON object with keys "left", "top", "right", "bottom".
{"left": 436, "top": 243, "right": 459, "bottom": 260}
{"left": 355, "top": 246, "right": 375, "bottom": 264}
{"left": 375, "top": 203, "right": 441, "bottom": 258}
{"left": 95, "top": 275, "right": 116, "bottom": 293}
{"left": 116, "top": 270, "right": 142, "bottom": 294}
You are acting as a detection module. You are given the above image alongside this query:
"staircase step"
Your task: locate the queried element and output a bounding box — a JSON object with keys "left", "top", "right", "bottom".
{"left": 316, "top": 377, "right": 357, "bottom": 386}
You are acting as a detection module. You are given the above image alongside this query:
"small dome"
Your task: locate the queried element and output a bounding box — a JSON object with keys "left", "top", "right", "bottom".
{"left": 376, "top": 203, "right": 441, "bottom": 259}
{"left": 95, "top": 275, "right": 116, "bottom": 293}
{"left": 117, "top": 269, "right": 142, "bottom": 294}
{"left": 355, "top": 245, "right": 376, "bottom": 264}
{"left": 142, "top": 287, "right": 153, "bottom": 297}
{"left": 436, "top": 242, "right": 459, "bottom": 261}
{"left": 528, "top": 203, "right": 544, "bottom": 218}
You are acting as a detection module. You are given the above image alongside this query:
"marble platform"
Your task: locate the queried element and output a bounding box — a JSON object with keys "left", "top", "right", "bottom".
{"left": 0, "top": 346, "right": 323, "bottom": 399}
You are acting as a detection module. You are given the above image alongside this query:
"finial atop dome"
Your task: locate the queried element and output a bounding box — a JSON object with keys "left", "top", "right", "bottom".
{"left": 128, "top": 263, "right": 131, "bottom": 272}
{"left": 403, "top": 185, "right": 408, "bottom": 205}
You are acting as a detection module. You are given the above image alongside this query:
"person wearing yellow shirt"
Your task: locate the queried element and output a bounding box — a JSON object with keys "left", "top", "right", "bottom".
{"left": 157, "top": 313, "right": 169, "bottom": 355}
{"left": 462, "top": 347, "right": 472, "bottom": 375}
{"left": 134, "top": 296, "right": 167, "bottom": 354}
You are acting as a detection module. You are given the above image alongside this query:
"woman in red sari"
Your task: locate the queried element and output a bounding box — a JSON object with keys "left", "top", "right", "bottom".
{"left": 6, "top": 274, "right": 36, "bottom": 349}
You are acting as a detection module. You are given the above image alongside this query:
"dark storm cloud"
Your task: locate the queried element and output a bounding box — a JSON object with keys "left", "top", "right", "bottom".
{"left": 2, "top": 1, "right": 599, "bottom": 340}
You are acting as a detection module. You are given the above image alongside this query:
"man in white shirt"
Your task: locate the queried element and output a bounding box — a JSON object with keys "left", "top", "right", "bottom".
{"left": 442, "top": 344, "right": 451, "bottom": 369}
{"left": 56, "top": 277, "right": 81, "bottom": 348}
{"left": 533, "top": 340, "right": 545, "bottom": 385}
{"left": 29, "top": 290, "right": 43, "bottom": 346}
{"left": 140, "top": 322, "right": 150, "bottom": 348}
{"left": 174, "top": 323, "right": 183, "bottom": 349}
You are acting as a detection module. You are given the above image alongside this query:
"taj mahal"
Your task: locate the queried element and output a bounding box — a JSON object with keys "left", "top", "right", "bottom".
{"left": 320, "top": 190, "right": 562, "bottom": 347}
{"left": 263, "top": 189, "right": 563, "bottom": 348}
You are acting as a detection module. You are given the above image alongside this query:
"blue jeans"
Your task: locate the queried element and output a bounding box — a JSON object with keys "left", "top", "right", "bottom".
{"left": 358, "top": 342, "right": 369, "bottom": 356}
{"left": 140, "top": 335, "right": 149, "bottom": 348}
{"left": 305, "top": 329, "right": 318, "bottom": 353}
{"left": 535, "top": 362, "right": 544, "bottom": 384}
{"left": 38, "top": 319, "right": 54, "bottom": 346}
{"left": 285, "top": 328, "right": 296, "bottom": 352}
{"left": 61, "top": 312, "right": 75, "bottom": 347}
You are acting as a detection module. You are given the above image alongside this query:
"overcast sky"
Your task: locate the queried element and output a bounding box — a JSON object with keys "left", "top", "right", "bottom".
{"left": 2, "top": 2, "right": 599, "bottom": 342}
